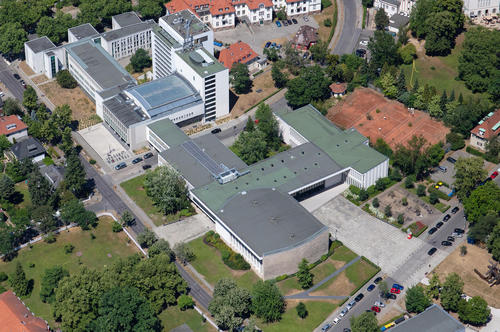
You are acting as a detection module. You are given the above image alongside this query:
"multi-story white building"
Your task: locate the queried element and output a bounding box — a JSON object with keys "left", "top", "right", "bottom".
{"left": 463, "top": 0, "right": 499, "bottom": 17}
{"left": 100, "top": 20, "right": 154, "bottom": 60}
{"left": 374, "top": 0, "right": 416, "bottom": 16}
{"left": 284, "top": 0, "right": 321, "bottom": 17}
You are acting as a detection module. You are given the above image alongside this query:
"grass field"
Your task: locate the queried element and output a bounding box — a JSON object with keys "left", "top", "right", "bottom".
{"left": 313, "top": 3, "right": 336, "bottom": 42}
{"left": 120, "top": 174, "right": 194, "bottom": 226}
{"left": 188, "top": 236, "right": 259, "bottom": 290}
{"left": 14, "top": 181, "right": 31, "bottom": 209}
{"left": 158, "top": 306, "right": 217, "bottom": 332}
{"left": 257, "top": 300, "right": 339, "bottom": 332}
{"left": 0, "top": 217, "right": 139, "bottom": 327}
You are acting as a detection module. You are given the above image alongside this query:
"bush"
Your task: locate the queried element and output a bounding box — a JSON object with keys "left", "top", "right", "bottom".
{"left": 372, "top": 197, "right": 379, "bottom": 208}
{"left": 384, "top": 205, "right": 392, "bottom": 217}
{"left": 405, "top": 176, "right": 414, "bottom": 188}
{"left": 402, "top": 197, "right": 408, "bottom": 206}
{"left": 321, "top": 0, "right": 332, "bottom": 8}
{"left": 204, "top": 232, "right": 250, "bottom": 270}
{"left": 324, "top": 18, "right": 332, "bottom": 27}
{"left": 367, "top": 185, "right": 376, "bottom": 195}
{"left": 64, "top": 244, "right": 74, "bottom": 254}
{"left": 358, "top": 189, "right": 369, "bottom": 201}
{"left": 112, "top": 221, "right": 123, "bottom": 233}
{"left": 178, "top": 294, "right": 195, "bottom": 311}
{"left": 89, "top": 159, "right": 96, "bottom": 165}
{"left": 29, "top": 262, "right": 35, "bottom": 268}
{"left": 0, "top": 272, "right": 8, "bottom": 282}
{"left": 137, "top": 229, "right": 158, "bottom": 248}
{"left": 397, "top": 214, "right": 404, "bottom": 225}
{"left": 349, "top": 185, "right": 361, "bottom": 195}
{"left": 90, "top": 233, "right": 96, "bottom": 240}
{"left": 446, "top": 132, "right": 465, "bottom": 151}
{"left": 275, "top": 274, "right": 288, "bottom": 282}
{"left": 429, "top": 191, "right": 439, "bottom": 204}
{"left": 416, "top": 184, "right": 426, "bottom": 197}
{"left": 56, "top": 70, "right": 77, "bottom": 89}
{"left": 44, "top": 233, "right": 56, "bottom": 243}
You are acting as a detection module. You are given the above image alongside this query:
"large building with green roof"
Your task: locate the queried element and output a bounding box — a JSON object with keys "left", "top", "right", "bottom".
{"left": 152, "top": 105, "right": 387, "bottom": 279}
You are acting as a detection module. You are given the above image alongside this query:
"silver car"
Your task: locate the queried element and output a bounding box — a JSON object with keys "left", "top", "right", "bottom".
{"left": 340, "top": 308, "right": 349, "bottom": 317}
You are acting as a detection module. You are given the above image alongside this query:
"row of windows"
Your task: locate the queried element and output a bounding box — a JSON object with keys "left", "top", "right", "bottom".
{"left": 68, "top": 62, "right": 96, "bottom": 99}
{"left": 103, "top": 107, "right": 128, "bottom": 142}
{"left": 170, "top": 111, "right": 195, "bottom": 123}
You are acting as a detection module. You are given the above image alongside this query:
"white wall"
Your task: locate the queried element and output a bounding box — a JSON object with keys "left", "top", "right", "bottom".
{"left": 25, "top": 46, "right": 44, "bottom": 75}
{"left": 374, "top": 0, "right": 398, "bottom": 16}
{"left": 463, "top": 0, "right": 499, "bottom": 16}
{"left": 67, "top": 50, "right": 102, "bottom": 101}
{"left": 32, "top": 153, "right": 45, "bottom": 163}
{"left": 211, "top": 13, "right": 236, "bottom": 29}
{"left": 6, "top": 129, "right": 28, "bottom": 143}
{"left": 160, "top": 17, "right": 215, "bottom": 55}
{"left": 101, "top": 29, "right": 152, "bottom": 60}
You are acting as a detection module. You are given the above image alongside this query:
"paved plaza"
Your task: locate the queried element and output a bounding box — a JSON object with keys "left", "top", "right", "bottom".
{"left": 79, "top": 123, "right": 131, "bottom": 167}
{"left": 154, "top": 212, "right": 214, "bottom": 246}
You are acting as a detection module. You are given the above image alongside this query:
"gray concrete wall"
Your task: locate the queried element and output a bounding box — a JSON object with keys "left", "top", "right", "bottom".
{"left": 262, "top": 230, "right": 329, "bottom": 280}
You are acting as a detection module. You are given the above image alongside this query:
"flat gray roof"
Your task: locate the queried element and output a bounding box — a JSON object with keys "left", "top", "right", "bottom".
{"left": 65, "top": 41, "right": 135, "bottom": 90}
{"left": 217, "top": 188, "right": 328, "bottom": 257}
{"left": 161, "top": 134, "right": 247, "bottom": 188}
{"left": 103, "top": 93, "right": 144, "bottom": 128}
{"left": 392, "top": 305, "right": 464, "bottom": 332}
{"left": 125, "top": 73, "right": 202, "bottom": 118}
{"left": 112, "top": 12, "right": 142, "bottom": 28}
{"left": 68, "top": 23, "right": 99, "bottom": 40}
{"left": 25, "top": 36, "right": 55, "bottom": 53}
{"left": 162, "top": 10, "right": 210, "bottom": 37}
{"left": 176, "top": 48, "right": 226, "bottom": 78}
{"left": 101, "top": 21, "right": 154, "bottom": 41}
{"left": 147, "top": 118, "right": 189, "bottom": 148}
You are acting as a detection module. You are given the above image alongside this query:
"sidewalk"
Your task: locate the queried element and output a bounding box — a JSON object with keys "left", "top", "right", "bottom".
{"left": 14, "top": 60, "right": 56, "bottom": 111}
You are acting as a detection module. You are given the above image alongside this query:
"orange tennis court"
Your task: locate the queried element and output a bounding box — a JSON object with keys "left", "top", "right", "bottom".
{"left": 327, "top": 88, "right": 449, "bottom": 148}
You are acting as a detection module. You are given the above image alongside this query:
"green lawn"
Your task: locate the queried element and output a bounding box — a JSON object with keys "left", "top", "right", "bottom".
{"left": 0, "top": 217, "right": 139, "bottom": 327}
{"left": 188, "top": 236, "right": 260, "bottom": 290}
{"left": 330, "top": 246, "right": 358, "bottom": 263}
{"left": 120, "top": 174, "right": 194, "bottom": 226}
{"left": 158, "top": 306, "right": 217, "bottom": 332}
{"left": 344, "top": 258, "right": 380, "bottom": 292}
{"left": 14, "top": 181, "right": 31, "bottom": 209}
{"left": 257, "top": 301, "right": 338, "bottom": 332}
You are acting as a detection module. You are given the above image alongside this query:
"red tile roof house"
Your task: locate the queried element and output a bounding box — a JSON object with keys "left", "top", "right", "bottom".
{"left": 0, "top": 290, "right": 50, "bottom": 332}
{"left": 218, "top": 41, "right": 267, "bottom": 73}
{"left": 0, "top": 115, "right": 28, "bottom": 143}
{"left": 329, "top": 82, "right": 347, "bottom": 98}
{"left": 291, "top": 25, "right": 318, "bottom": 50}
{"left": 470, "top": 109, "right": 500, "bottom": 151}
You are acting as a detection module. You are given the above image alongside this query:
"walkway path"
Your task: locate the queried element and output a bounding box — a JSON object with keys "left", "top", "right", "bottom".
{"left": 285, "top": 256, "right": 360, "bottom": 300}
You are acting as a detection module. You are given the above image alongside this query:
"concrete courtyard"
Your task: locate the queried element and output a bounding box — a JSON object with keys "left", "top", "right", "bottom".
{"left": 154, "top": 212, "right": 214, "bottom": 246}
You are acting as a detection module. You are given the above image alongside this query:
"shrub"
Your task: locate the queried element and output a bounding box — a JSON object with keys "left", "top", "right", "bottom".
{"left": 366, "top": 185, "right": 376, "bottom": 195}
{"left": 29, "top": 262, "right": 35, "bottom": 268}
{"left": 372, "top": 197, "right": 380, "bottom": 208}
{"left": 64, "top": 244, "right": 74, "bottom": 254}
{"left": 90, "top": 233, "right": 96, "bottom": 240}
{"left": 402, "top": 197, "right": 408, "bottom": 206}
{"left": 416, "top": 184, "right": 426, "bottom": 197}
{"left": 321, "top": 254, "right": 328, "bottom": 261}
{"left": 349, "top": 185, "right": 361, "bottom": 195}
{"left": 446, "top": 132, "right": 465, "bottom": 151}
{"left": 89, "top": 159, "right": 96, "bottom": 165}
{"left": 397, "top": 214, "right": 404, "bottom": 225}
{"left": 358, "top": 189, "right": 369, "bottom": 201}
{"left": 0, "top": 272, "right": 8, "bottom": 282}
{"left": 112, "top": 221, "right": 123, "bottom": 233}
{"left": 204, "top": 232, "right": 250, "bottom": 270}
{"left": 405, "top": 176, "right": 414, "bottom": 188}
{"left": 429, "top": 191, "right": 439, "bottom": 204}
{"left": 275, "top": 274, "right": 288, "bottom": 282}
{"left": 178, "top": 294, "right": 195, "bottom": 311}
{"left": 321, "top": 0, "right": 332, "bottom": 8}
{"left": 44, "top": 233, "right": 56, "bottom": 243}
{"left": 384, "top": 205, "right": 392, "bottom": 217}
{"left": 389, "top": 168, "right": 402, "bottom": 182}
{"left": 324, "top": 18, "right": 332, "bottom": 27}
{"left": 56, "top": 70, "right": 77, "bottom": 89}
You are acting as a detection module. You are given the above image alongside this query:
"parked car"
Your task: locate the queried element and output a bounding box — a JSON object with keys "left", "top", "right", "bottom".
{"left": 447, "top": 157, "right": 457, "bottom": 164}
{"left": 339, "top": 308, "right": 348, "bottom": 317}
{"left": 346, "top": 300, "right": 356, "bottom": 310}
{"left": 276, "top": 21, "right": 282, "bottom": 27}
{"left": 143, "top": 152, "right": 154, "bottom": 159}
{"left": 392, "top": 283, "right": 404, "bottom": 290}
{"left": 491, "top": 171, "right": 499, "bottom": 179}
{"left": 211, "top": 128, "right": 221, "bottom": 134}
{"left": 447, "top": 236, "right": 455, "bottom": 242}
{"left": 142, "top": 164, "right": 151, "bottom": 170}
{"left": 451, "top": 207, "right": 459, "bottom": 214}
{"left": 321, "top": 323, "right": 332, "bottom": 331}
{"left": 132, "top": 157, "right": 143, "bottom": 164}
{"left": 355, "top": 49, "right": 366, "bottom": 57}
{"left": 454, "top": 228, "right": 465, "bottom": 234}
{"left": 303, "top": 52, "right": 309, "bottom": 59}
{"left": 374, "top": 277, "right": 383, "bottom": 284}
{"left": 452, "top": 232, "right": 463, "bottom": 238}
{"left": 283, "top": 20, "right": 288, "bottom": 26}
{"left": 441, "top": 241, "right": 452, "bottom": 246}
{"left": 427, "top": 247, "right": 437, "bottom": 256}
{"left": 265, "top": 41, "right": 271, "bottom": 48}
{"left": 386, "top": 293, "right": 397, "bottom": 300}
{"left": 428, "top": 227, "right": 437, "bottom": 235}
{"left": 114, "top": 162, "right": 127, "bottom": 170}
{"left": 371, "top": 306, "right": 381, "bottom": 313}
{"left": 438, "top": 165, "right": 447, "bottom": 172}
{"left": 292, "top": 18, "right": 298, "bottom": 24}
{"left": 343, "top": 329, "right": 351, "bottom": 332}
{"left": 20, "top": 80, "right": 26, "bottom": 88}
{"left": 13, "top": 73, "right": 20, "bottom": 80}
{"left": 354, "top": 293, "right": 364, "bottom": 302}
{"left": 304, "top": 15, "right": 309, "bottom": 21}
{"left": 436, "top": 221, "right": 444, "bottom": 229}
{"left": 287, "top": 19, "right": 293, "bottom": 25}
{"left": 367, "top": 284, "right": 375, "bottom": 292}
{"left": 390, "top": 288, "right": 401, "bottom": 294}
{"left": 374, "top": 301, "right": 385, "bottom": 308}
{"left": 333, "top": 317, "right": 341, "bottom": 325}
{"left": 360, "top": 40, "right": 369, "bottom": 46}
{"left": 443, "top": 214, "right": 451, "bottom": 221}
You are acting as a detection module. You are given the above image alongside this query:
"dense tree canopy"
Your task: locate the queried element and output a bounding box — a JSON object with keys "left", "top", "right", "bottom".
{"left": 350, "top": 312, "right": 378, "bottom": 332}
{"left": 0, "top": 174, "right": 16, "bottom": 202}
{"left": 458, "top": 296, "right": 490, "bottom": 326}
{"left": 209, "top": 278, "right": 252, "bottom": 331}
{"left": 64, "top": 149, "right": 87, "bottom": 197}
{"left": 60, "top": 199, "right": 98, "bottom": 230}
{"left": 28, "top": 168, "right": 53, "bottom": 207}
{"left": 0, "top": 22, "right": 27, "bottom": 56}
{"left": 406, "top": 285, "right": 431, "bottom": 313}
{"left": 440, "top": 272, "right": 464, "bottom": 312}
{"left": 375, "top": 9, "right": 389, "bottom": 30}
{"left": 251, "top": 280, "right": 285, "bottom": 322}
{"left": 368, "top": 30, "right": 400, "bottom": 72}
{"left": 463, "top": 182, "right": 500, "bottom": 224}
{"left": 2, "top": 98, "right": 23, "bottom": 116}
{"left": 230, "top": 63, "right": 252, "bottom": 94}
{"left": 488, "top": 222, "right": 500, "bottom": 261}
{"left": 130, "top": 48, "right": 152, "bottom": 72}
{"left": 454, "top": 157, "right": 487, "bottom": 200}
{"left": 468, "top": 214, "right": 500, "bottom": 243}
{"left": 285, "top": 65, "right": 331, "bottom": 109}
{"left": 37, "top": 11, "right": 77, "bottom": 45}
{"left": 56, "top": 70, "right": 78, "bottom": 89}
{"left": 9, "top": 262, "right": 31, "bottom": 296}
{"left": 40, "top": 266, "right": 69, "bottom": 304}
{"left": 136, "top": 0, "right": 165, "bottom": 19}
{"left": 144, "top": 166, "right": 190, "bottom": 215}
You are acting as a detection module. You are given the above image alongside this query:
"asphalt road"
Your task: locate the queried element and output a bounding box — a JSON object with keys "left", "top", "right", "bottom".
{"left": 212, "top": 119, "right": 247, "bottom": 146}
{"left": 0, "top": 59, "right": 25, "bottom": 101}
{"left": 175, "top": 262, "right": 212, "bottom": 310}
{"left": 333, "top": 0, "right": 362, "bottom": 55}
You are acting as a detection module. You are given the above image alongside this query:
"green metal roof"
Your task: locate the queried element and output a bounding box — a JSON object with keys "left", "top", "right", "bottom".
{"left": 147, "top": 118, "right": 188, "bottom": 148}
{"left": 176, "top": 48, "right": 226, "bottom": 78}
{"left": 275, "top": 105, "right": 388, "bottom": 173}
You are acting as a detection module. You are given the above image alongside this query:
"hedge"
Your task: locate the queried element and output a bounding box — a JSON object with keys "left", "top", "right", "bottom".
{"left": 204, "top": 231, "right": 250, "bottom": 270}
{"left": 466, "top": 146, "right": 499, "bottom": 164}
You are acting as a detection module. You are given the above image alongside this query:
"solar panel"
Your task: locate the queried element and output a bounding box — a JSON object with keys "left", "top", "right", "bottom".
{"left": 182, "top": 141, "right": 224, "bottom": 176}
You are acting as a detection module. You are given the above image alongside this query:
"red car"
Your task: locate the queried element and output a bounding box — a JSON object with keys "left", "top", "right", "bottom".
{"left": 371, "top": 306, "right": 381, "bottom": 313}
{"left": 491, "top": 171, "right": 499, "bottom": 179}
{"left": 390, "top": 287, "right": 401, "bottom": 294}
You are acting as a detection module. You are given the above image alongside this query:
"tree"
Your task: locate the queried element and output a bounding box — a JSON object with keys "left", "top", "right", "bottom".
{"left": 251, "top": 280, "right": 285, "bottom": 322}
{"left": 389, "top": 168, "right": 402, "bottom": 182}
{"left": 372, "top": 197, "right": 379, "bottom": 208}
{"left": 358, "top": 189, "right": 369, "bottom": 201}
{"left": 232, "top": 130, "right": 268, "bottom": 164}
{"left": 375, "top": 9, "right": 389, "bottom": 30}
{"left": 458, "top": 296, "right": 490, "bottom": 326}
{"left": 60, "top": 199, "right": 98, "bottom": 230}
{"left": 468, "top": 214, "right": 500, "bottom": 243}
{"left": 441, "top": 272, "right": 464, "bottom": 312}
{"left": 264, "top": 47, "right": 279, "bottom": 62}
{"left": 428, "top": 95, "right": 443, "bottom": 118}
{"left": 144, "top": 166, "right": 190, "bottom": 215}
{"left": 209, "top": 279, "right": 251, "bottom": 330}
{"left": 380, "top": 72, "right": 398, "bottom": 99}
{"left": 486, "top": 137, "right": 500, "bottom": 162}
{"left": 375, "top": 178, "right": 388, "bottom": 191}
{"left": 0, "top": 227, "right": 16, "bottom": 260}
{"left": 173, "top": 242, "right": 195, "bottom": 264}
{"left": 64, "top": 149, "right": 87, "bottom": 197}
{"left": 40, "top": 266, "right": 69, "bottom": 303}
{"left": 36, "top": 12, "right": 77, "bottom": 45}
{"left": 384, "top": 205, "right": 392, "bottom": 217}
{"left": 446, "top": 132, "right": 465, "bottom": 151}
{"left": 424, "top": 11, "right": 458, "bottom": 56}
{"left": 59, "top": 127, "right": 74, "bottom": 154}
{"left": 244, "top": 116, "right": 255, "bottom": 132}
{"left": 392, "top": 135, "right": 430, "bottom": 178}
{"left": 297, "top": 259, "right": 313, "bottom": 289}
{"left": 230, "top": 63, "right": 252, "bottom": 94}
{"left": 130, "top": 48, "right": 152, "bottom": 72}
{"left": 120, "top": 210, "right": 135, "bottom": 226}
{"left": 396, "top": 70, "right": 407, "bottom": 97}
{"left": 0, "top": 174, "right": 15, "bottom": 202}
{"left": 426, "top": 273, "right": 441, "bottom": 299}
{"left": 0, "top": 22, "right": 27, "bottom": 56}
{"left": 9, "top": 262, "right": 31, "bottom": 296}
{"left": 136, "top": 0, "right": 164, "bottom": 19}
{"left": 429, "top": 191, "right": 439, "bottom": 204}
{"left": 406, "top": 285, "right": 431, "bottom": 313}
{"left": 309, "top": 40, "right": 328, "bottom": 64}
{"left": 178, "top": 294, "right": 195, "bottom": 311}
{"left": 90, "top": 287, "right": 161, "bottom": 332}
{"left": 32, "top": 205, "right": 57, "bottom": 234}
{"left": 23, "top": 85, "right": 38, "bottom": 111}
{"left": 148, "top": 239, "right": 174, "bottom": 260}
{"left": 378, "top": 281, "right": 388, "bottom": 298}
{"left": 368, "top": 30, "right": 400, "bottom": 72}
{"left": 296, "top": 302, "right": 308, "bottom": 319}
{"left": 28, "top": 168, "right": 53, "bottom": 207}
{"left": 373, "top": 138, "right": 393, "bottom": 158}
{"left": 285, "top": 65, "right": 331, "bottom": 109}
{"left": 2, "top": 98, "right": 23, "bottom": 116}
{"left": 488, "top": 222, "right": 500, "bottom": 261}
{"left": 283, "top": 42, "right": 304, "bottom": 75}
{"left": 454, "top": 157, "right": 487, "bottom": 199}
{"left": 271, "top": 62, "right": 288, "bottom": 88}
{"left": 350, "top": 311, "right": 378, "bottom": 332}
{"left": 56, "top": 69, "right": 78, "bottom": 89}
{"left": 137, "top": 229, "right": 158, "bottom": 248}
{"left": 255, "top": 103, "right": 280, "bottom": 150}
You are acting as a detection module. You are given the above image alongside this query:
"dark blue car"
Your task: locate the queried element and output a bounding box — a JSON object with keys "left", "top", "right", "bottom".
{"left": 367, "top": 284, "right": 375, "bottom": 292}
{"left": 392, "top": 283, "right": 404, "bottom": 291}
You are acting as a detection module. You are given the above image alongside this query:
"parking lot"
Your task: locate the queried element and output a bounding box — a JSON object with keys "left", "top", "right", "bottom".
{"left": 214, "top": 17, "right": 319, "bottom": 55}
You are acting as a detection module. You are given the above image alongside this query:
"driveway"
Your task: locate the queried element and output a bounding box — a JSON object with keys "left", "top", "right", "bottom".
{"left": 431, "top": 149, "right": 490, "bottom": 186}
{"left": 214, "top": 17, "right": 318, "bottom": 55}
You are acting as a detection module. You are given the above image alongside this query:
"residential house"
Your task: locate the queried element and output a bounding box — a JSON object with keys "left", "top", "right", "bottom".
{"left": 470, "top": 110, "right": 500, "bottom": 151}
{"left": 388, "top": 13, "right": 410, "bottom": 33}
{"left": 0, "top": 115, "right": 28, "bottom": 143}
{"left": 292, "top": 25, "right": 318, "bottom": 50}
{"left": 10, "top": 136, "right": 46, "bottom": 163}
{"left": 218, "top": 41, "right": 266, "bottom": 72}
{"left": 329, "top": 83, "right": 347, "bottom": 97}
{"left": 0, "top": 290, "right": 49, "bottom": 332}
{"left": 374, "top": 0, "right": 400, "bottom": 16}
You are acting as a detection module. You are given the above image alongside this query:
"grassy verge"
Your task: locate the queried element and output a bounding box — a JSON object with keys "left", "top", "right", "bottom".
{"left": 158, "top": 306, "right": 216, "bottom": 332}
{"left": 435, "top": 202, "right": 450, "bottom": 213}
{"left": 120, "top": 174, "right": 195, "bottom": 226}
{"left": 257, "top": 301, "right": 338, "bottom": 332}
{"left": 188, "top": 236, "right": 259, "bottom": 290}
{"left": 328, "top": 1, "right": 338, "bottom": 44}
{"left": 346, "top": 258, "right": 380, "bottom": 296}
{"left": 0, "top": 217, "right": 139, "bottom": 327}
{"left": 243, "top": 87, "right": 283, "bottom": 114}
{"left": 362, "top": 5, "right": 367, "bottom": 29}
{"left": 329, "top": 245, "right": 358, "bottom": 263}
